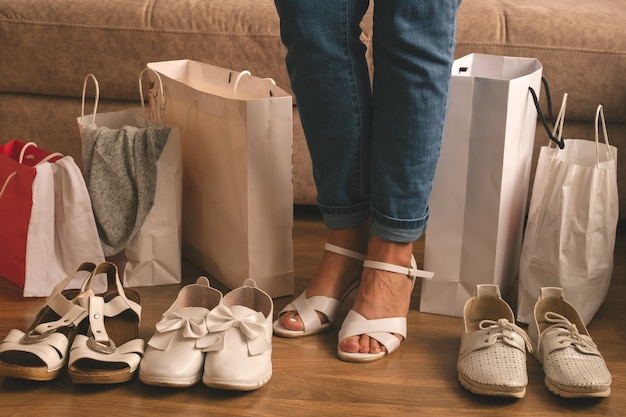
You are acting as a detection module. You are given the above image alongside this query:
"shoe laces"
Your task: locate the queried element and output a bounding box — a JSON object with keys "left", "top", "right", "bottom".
{"left": 480, "top": 318, "right": 533, "bottom": 352}
{"left": 540, "top": 312, "right": 597, "bottom": 352}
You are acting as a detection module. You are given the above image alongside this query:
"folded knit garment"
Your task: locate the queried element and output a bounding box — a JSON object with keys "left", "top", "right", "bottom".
{"left": 81, "top": 124, "right": 170, "bottom": 256}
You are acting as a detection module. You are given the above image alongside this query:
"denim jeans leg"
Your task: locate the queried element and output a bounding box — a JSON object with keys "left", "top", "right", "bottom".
{"left": 369, "top": 0, "right": 460, "bottom": 243}
{"left": 274, "top": 0, "right": 372, "bottom": 229}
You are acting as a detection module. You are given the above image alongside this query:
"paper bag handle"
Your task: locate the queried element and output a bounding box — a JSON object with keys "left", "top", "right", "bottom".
{"left": 0, "top": 172, "right": 17, "bottom": 200}
{"left": 529, "top": 77, "right": 564, "bottom": 149}
{"left": 231, "top": 70, "right": 252, "bottom": 96}
{"left": 595, "top": 105, "right": 615, "bottom": 164}
{"left": 547, "top": 93, "right": 567, "bottom": 150}
{"left": 81, "top": 73, "right": 100, "bottom": 125}
{"left": 230, "top": 70, "right": 277, "bottom": 98}
{"left": 18, "top": 141, "right": 63, "bottom": 165}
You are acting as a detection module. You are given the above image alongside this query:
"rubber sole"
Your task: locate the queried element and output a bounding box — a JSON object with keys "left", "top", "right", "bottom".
{"left": 458, "top": 373, "right": 526, "bottom": 399}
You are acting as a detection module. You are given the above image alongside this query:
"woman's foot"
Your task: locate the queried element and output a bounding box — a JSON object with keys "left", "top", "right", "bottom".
{"left": 337, "top": 236, "right": 415, "bottom": 355}
{"left": 276, "top": 223, "right": 369, "bottom": 333}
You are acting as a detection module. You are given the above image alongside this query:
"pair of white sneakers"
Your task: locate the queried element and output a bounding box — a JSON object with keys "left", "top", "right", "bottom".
{"left": 457, "top": 284, "right": 611, "bottom": 399}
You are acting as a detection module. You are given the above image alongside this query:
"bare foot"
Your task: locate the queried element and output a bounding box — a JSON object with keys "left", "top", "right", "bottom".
{"left": 337, "top": 236, "right": 415, "bottom": 354}
{"left": 278, "top": 222, "right": 369, "bottom": 332}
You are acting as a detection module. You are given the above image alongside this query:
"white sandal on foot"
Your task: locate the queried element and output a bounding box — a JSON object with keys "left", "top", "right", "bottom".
{"left": 337, "top": 256, "right": 433, "bottom": 363}
{"left": 272, "top": 243, "right": 366, "bottom": 338}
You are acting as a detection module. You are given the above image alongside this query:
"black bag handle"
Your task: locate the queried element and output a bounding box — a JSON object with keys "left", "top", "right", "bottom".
{"left": 529, "top": 77, "right": 564, "bottom": 149}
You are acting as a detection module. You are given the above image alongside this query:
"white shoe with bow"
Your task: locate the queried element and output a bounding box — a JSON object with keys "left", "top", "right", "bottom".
{"left": 139, "top": 276, "right": 222, "bottom": 387}
{"left": 200, "top": 278, "right": 273, "bottom": 391}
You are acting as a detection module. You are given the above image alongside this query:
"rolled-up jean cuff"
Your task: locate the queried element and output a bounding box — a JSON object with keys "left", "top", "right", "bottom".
{"left": 318, "top": 200, "right": 371, "bottom": 230}
{"left": 370, "top": 208, "right": 429, "bottom": 243}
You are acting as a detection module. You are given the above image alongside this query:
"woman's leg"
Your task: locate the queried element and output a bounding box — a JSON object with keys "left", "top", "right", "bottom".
{"left": 339, "top": 0, "right": 460, "bottom": 354}
{"left": 274, "top": 0, "right": 372, "bottom": 331}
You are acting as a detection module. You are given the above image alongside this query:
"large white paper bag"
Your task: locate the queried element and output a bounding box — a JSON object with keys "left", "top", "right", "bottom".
{"left": 147, "top": 60, "right": 294, "bottom": 298}
{"left": 517, "top": 95, "right": 618, "bottom": 325}
{"left": 420, "top": 54, "right": 543, "bottom": 317}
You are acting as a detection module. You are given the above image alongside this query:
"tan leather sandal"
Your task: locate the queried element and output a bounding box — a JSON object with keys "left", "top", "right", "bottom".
{"left": 68, "top": 262, "right": 144, "bottom": 384}
{"left": 0, "top": 262, "right": 96, "bottom": 381}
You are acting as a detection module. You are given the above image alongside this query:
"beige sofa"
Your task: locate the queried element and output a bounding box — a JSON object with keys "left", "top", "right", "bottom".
{"left": 1, "top": 0, "right": 625, "bottom": 217}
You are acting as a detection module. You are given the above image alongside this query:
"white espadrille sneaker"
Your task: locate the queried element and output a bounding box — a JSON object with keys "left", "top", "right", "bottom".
{"left": 529, "top": 287, "right": 611, "bottom": 398}
{"left": 457, "top": 284, "right": 532, "bottom": 398}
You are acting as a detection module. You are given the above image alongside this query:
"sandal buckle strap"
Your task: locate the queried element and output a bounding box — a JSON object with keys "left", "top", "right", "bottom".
{"left": 86, "top": 337, "right": 117, "bottom": 354}
{"left": 22, "top": 304, "right": 87, "bottom": 344}
{"left": 324, "top": 243, "right": 367, "bottom": 261}
{"left": 363, "top": 259, "right": 434, "bottom": 280}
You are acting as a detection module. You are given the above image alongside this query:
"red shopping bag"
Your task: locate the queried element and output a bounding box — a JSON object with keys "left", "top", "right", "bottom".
{"left": 0, "top": 140, "right": 105, "bottom": 296}
{"left": 0, "top": 141, "right": 58, "bottom": 288}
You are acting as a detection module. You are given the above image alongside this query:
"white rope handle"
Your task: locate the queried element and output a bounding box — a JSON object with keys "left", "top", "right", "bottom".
{"left": 594, "top": 104, "right": 614, "bottom": 165}
{"left": 231, "top": 71, "right": 278, "bottom": 98}
{"left": 17, "top": 141, "right": 63, "bottom": 165}
{"left": 18, "top": 141, "right": 38, "bottom": 163}
{"left": 231, "top": 70, "right": 252, "bottom": 96}
{"left": 36, "top": 152, "right": 64, "bottom": 164}
{"left": 81, "top": 73, "right": 100, "bottom": 125}
{"left": 0, "top": 172, "right": 17, "bottom": 200}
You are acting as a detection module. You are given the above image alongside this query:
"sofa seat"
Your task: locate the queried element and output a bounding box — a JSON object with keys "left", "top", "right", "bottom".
{"left": 1, "top": 0, "right": 625, "bottom": 216}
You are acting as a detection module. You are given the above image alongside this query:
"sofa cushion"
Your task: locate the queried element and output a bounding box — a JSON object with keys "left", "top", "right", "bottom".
{"left": 454, "top": 0, "right": 626, "bottom": 123}
{"left": 0, "top": 0, "right": 291, "bottom": 100}
{"left": 4, "top": 0, "right": 623, "bottom": 124}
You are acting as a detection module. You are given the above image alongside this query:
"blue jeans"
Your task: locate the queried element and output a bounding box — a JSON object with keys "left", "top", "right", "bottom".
{"left": 274, "top": 0, "right": 460, "bottom": 243}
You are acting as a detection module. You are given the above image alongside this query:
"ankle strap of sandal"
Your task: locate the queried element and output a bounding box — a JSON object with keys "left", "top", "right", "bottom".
{"left": 364, "top": 256, "right": 434, "bottom": 280}
{"left": 324, "top": 243, "right": 366, "bottom": 261}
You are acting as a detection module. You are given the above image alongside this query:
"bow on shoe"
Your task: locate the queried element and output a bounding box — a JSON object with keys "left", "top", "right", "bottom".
{"left": 539, "top": 312, "right": 599, "bottom": 355}
{"left": 198, "top": 304, "right": 270, "bottom": 356}
{"left": 480, "top": 318, "right": 533, "bottom": 353}
{"left": 148, "top": 311, "right": 209, "bottom": 351}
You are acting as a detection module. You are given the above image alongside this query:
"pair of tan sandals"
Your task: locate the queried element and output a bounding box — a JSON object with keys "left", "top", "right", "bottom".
{"left": 0, "top": 262, "right": 144, "bottom": 383}
{"left": 273, "top": 243, "right": 433, "bottom": 362}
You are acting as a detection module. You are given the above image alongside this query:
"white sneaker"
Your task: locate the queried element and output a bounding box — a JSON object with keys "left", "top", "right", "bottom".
{"left": 529, "top": 287, "right": 611, "bottom": 398}
{"left": 457, "top": 284, "right": 532, "bottom": 398}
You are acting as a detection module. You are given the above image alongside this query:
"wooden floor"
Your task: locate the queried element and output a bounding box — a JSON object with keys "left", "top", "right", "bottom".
{"left": 1, "top": 205, "right": 624, "bottom": 416}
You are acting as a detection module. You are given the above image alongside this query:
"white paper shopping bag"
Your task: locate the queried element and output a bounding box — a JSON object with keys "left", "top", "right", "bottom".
{"left": 517, "top": 94, "right": 618, "bottom": 325}
{"left": 77, "top": 73, "right": 183, "bottom": 287}
{"left": 420, "top": 54, "right": 543, "bottom": 317}
{"left": 147, "top": 60, "right": 294, "bottom": 298}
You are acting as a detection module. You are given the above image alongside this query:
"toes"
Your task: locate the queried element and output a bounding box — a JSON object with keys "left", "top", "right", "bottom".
{"left": 359, "top": 334, "right": 371, "bottom": 353}
{"left": 279, "top": 312, "right": 304, "bottom": 331}
{"left": 338, "top": 335, "right": 361, "bottom": 353}
{"left": 339, "top": 334, "right": 386, "bottom": 354}
{"left": 369, "top": 337, "right": 382, "bottom": 354}
{"left": 279, "top": 310, "right": 329, "bottom": 332}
